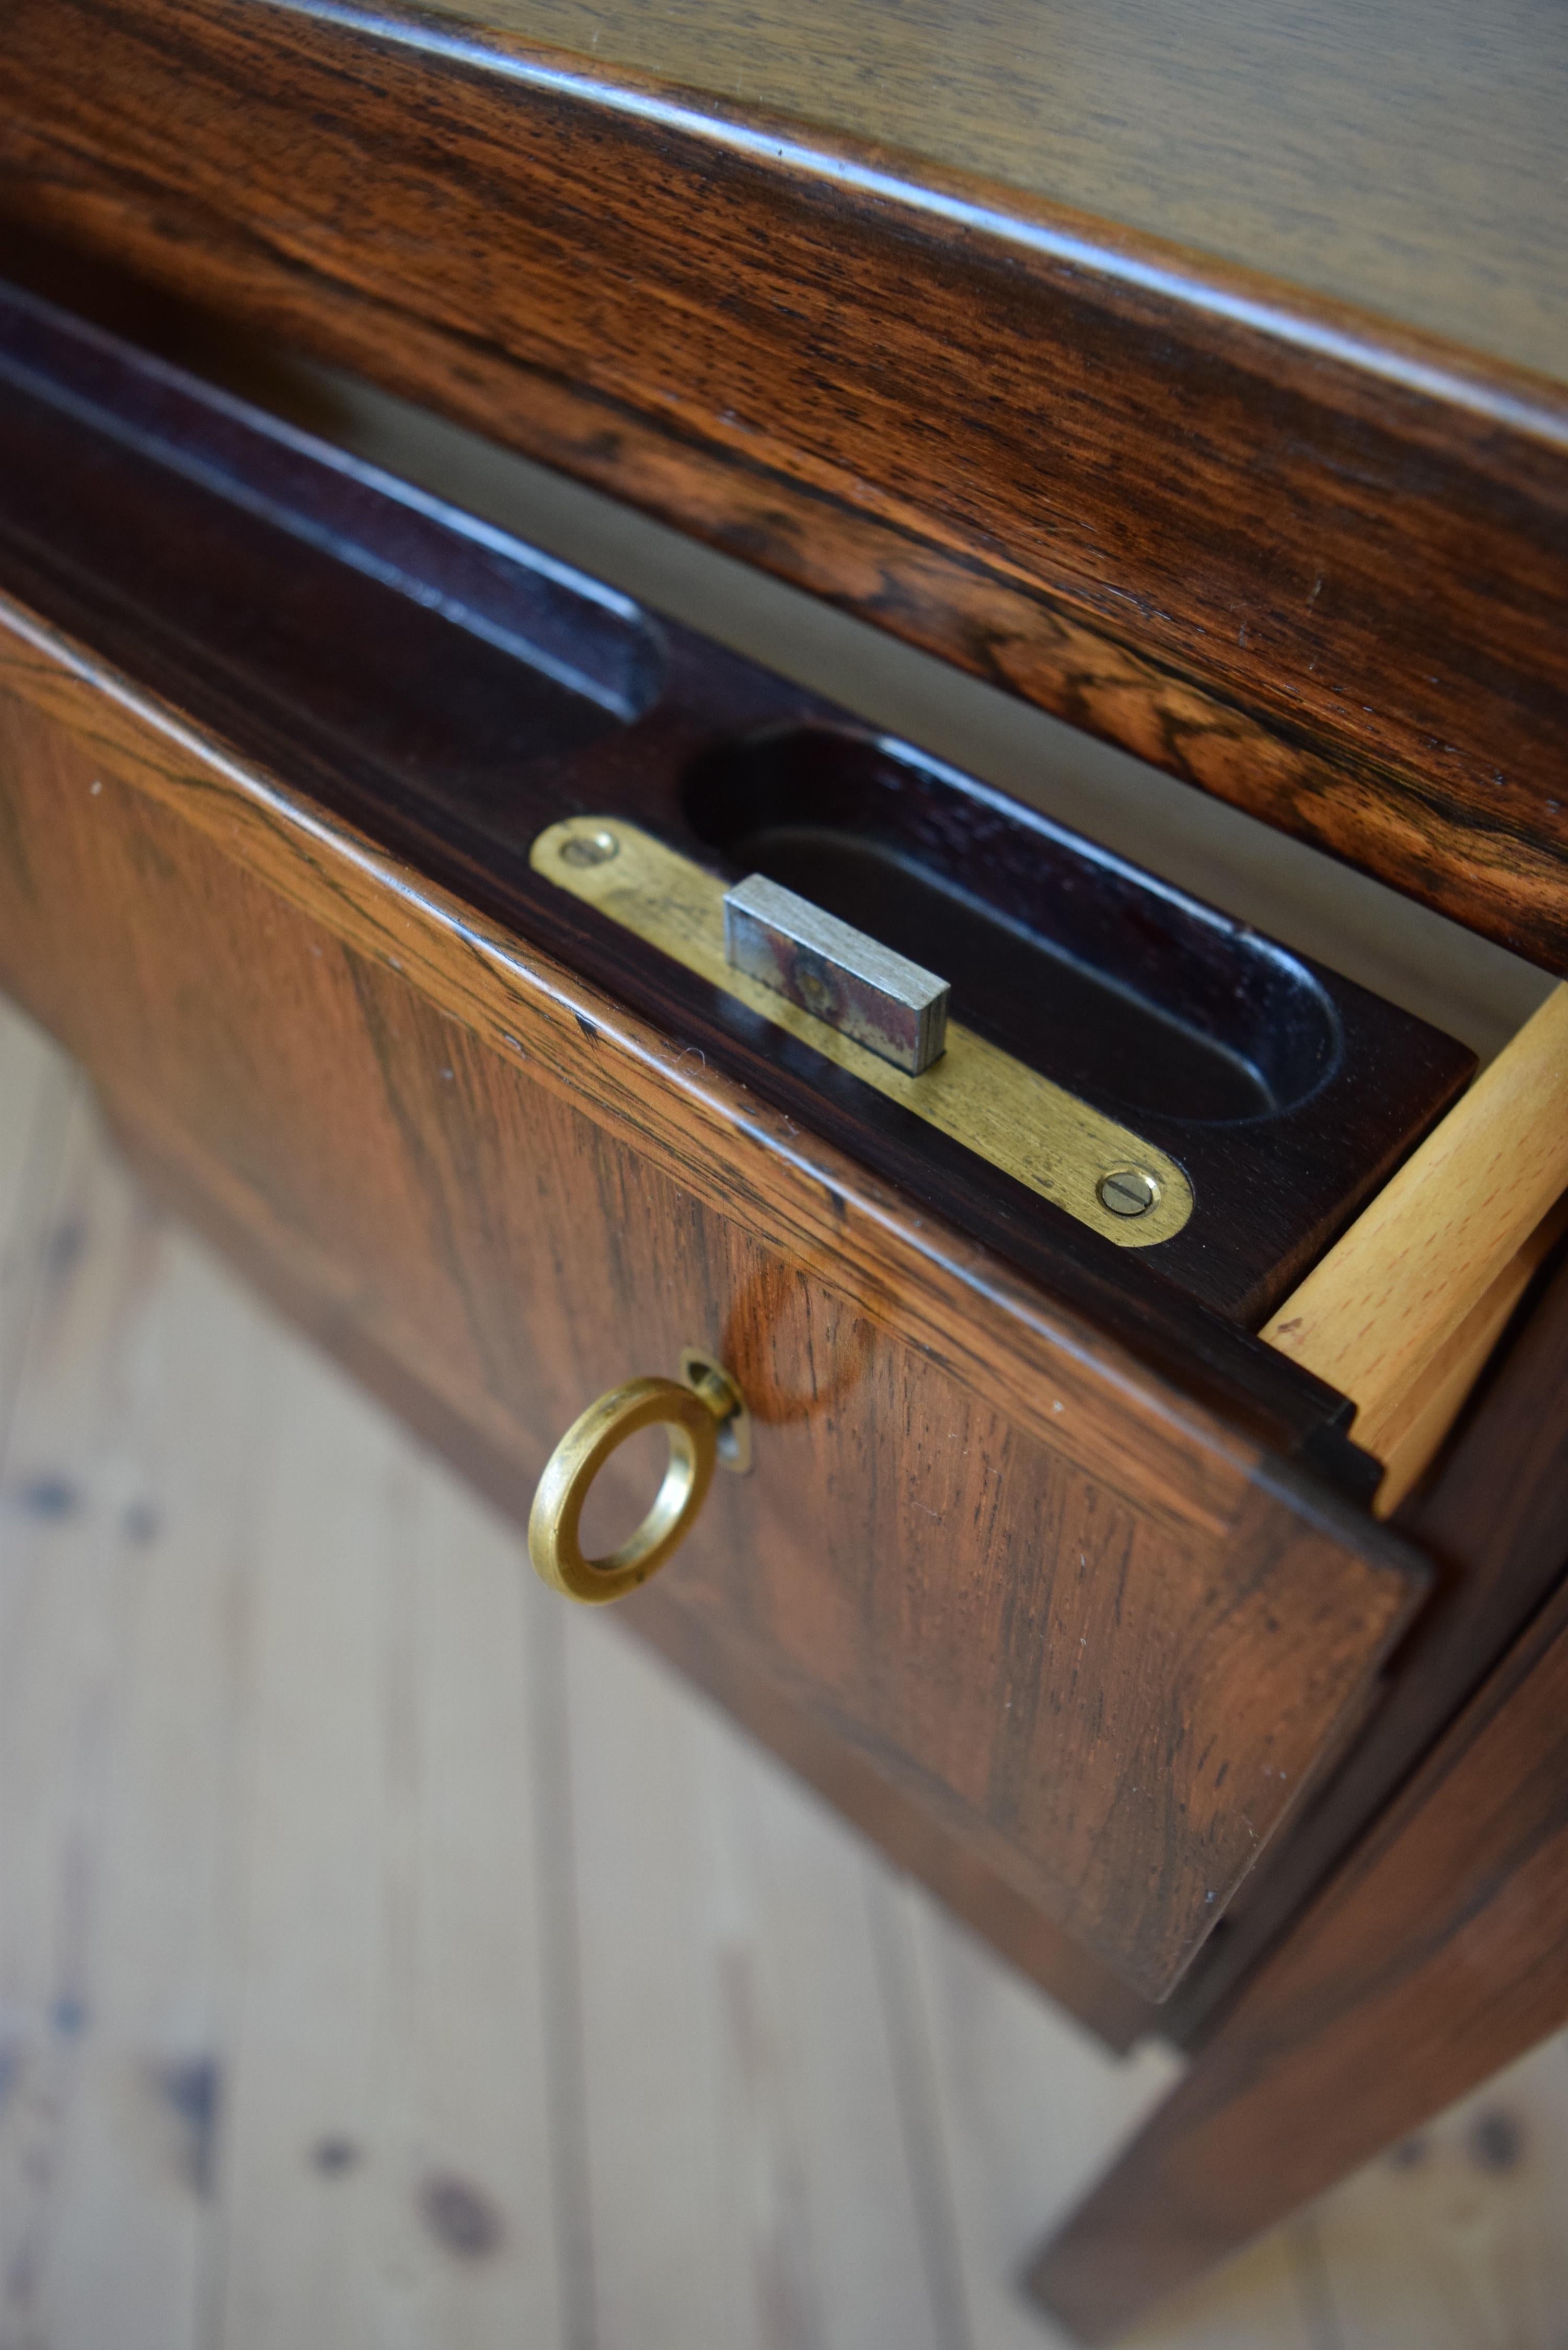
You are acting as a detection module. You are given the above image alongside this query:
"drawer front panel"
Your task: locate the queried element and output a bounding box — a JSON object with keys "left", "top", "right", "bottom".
{"left": 0, "top": 607, "right": 1426, "bottom": 1998}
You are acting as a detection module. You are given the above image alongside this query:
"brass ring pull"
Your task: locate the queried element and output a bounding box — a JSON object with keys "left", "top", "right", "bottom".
{"left": 528, "top": 1354, "right": 748, "bottom": 1605}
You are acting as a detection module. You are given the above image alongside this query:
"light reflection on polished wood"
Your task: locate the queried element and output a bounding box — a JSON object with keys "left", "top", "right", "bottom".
{"left": 6, "top": 5, "right": 1568, "bottom": 965}
{"left": 416, "top": 0, "right": 1568, "bottom": 379}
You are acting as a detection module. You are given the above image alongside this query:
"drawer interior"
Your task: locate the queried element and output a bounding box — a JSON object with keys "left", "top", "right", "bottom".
{"left": 0, "top": 275, "right": 1473, "bottom": 1347}
{"left": 683, "top": 723, "right": 1342, "bottom": 1123}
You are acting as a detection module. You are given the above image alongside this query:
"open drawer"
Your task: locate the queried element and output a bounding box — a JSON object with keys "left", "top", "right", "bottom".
{"left": 0, "top": 284, "right": 1559, "bottom": 2005}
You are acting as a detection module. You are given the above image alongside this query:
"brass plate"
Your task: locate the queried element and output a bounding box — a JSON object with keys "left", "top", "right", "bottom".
{"left": 533, "top": 817, "right": 1194, "bottom": 1249}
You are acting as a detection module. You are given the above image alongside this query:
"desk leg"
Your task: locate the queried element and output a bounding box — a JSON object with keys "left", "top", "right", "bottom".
{"left": 1029, "top": 1567, "right": 1568, "bottom": 2343}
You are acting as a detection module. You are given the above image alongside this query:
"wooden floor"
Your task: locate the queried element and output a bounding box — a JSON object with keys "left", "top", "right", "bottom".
{"left": 2, "top": 996, "right": 1565, "bottom": 2350}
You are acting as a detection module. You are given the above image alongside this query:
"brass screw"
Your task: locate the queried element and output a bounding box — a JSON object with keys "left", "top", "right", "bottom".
{"left": 560, "top": 827, "right": 619, "bottom": 868}
{"left": 1098, "top": 1167, "right": 1161, "bottom": 1218}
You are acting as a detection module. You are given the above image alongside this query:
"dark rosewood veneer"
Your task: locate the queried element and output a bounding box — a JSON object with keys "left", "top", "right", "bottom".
{"left": 0, "top": 280, "right": 1471, "bottom": 1344}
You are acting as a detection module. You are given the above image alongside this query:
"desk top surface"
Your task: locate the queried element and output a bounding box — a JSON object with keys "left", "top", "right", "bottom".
{"left": 421, "top": 0, "right": 1567, "bottom": 384}
{"left": 4, "top": 0, "right": 1568, "bottom": 971}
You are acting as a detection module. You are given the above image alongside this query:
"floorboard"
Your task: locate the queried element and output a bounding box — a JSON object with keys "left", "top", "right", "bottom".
{"left": 1309, "top": 2042, "right": 1568, "bottom": 2350}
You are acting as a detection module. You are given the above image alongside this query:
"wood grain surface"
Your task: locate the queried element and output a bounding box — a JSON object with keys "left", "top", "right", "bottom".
{"left": 407, "top": 0, "right": 1568, "bottom": 381}
{"left": 0, "top": 591, "right": 1428, "bottom": 2001}
{"left": 1262, "top": 983, "right": 1568, "bottom": 1496}
{"left": 1169, "top": 1225, "right": 1568, "bottom": 2045}
{"left": 25, "top": 1011, "right": 1562, "bottom": 2350}
{"left": 1032, "top": 1562, "right": 1568, "bottom": 2341}
{"left": 0, "top": 583, "right": 1365, "bottom": 1475}
{"left": 4, "top": 1, "right": 1568, "bottom": 966}
{"left": 0, "top": 275, "right": 1474, "bottom": 1333}
{"left": 1366, "top": 1197, "right": 1568, "bottom": 1516}
{"left": 106, "top": 1090, "right": 1162, "bottom": 2056}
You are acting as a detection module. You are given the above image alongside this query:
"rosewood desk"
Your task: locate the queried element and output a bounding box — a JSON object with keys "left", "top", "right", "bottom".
{"left": 1, "top": 3, "right": 1566, "bottom": 2336}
